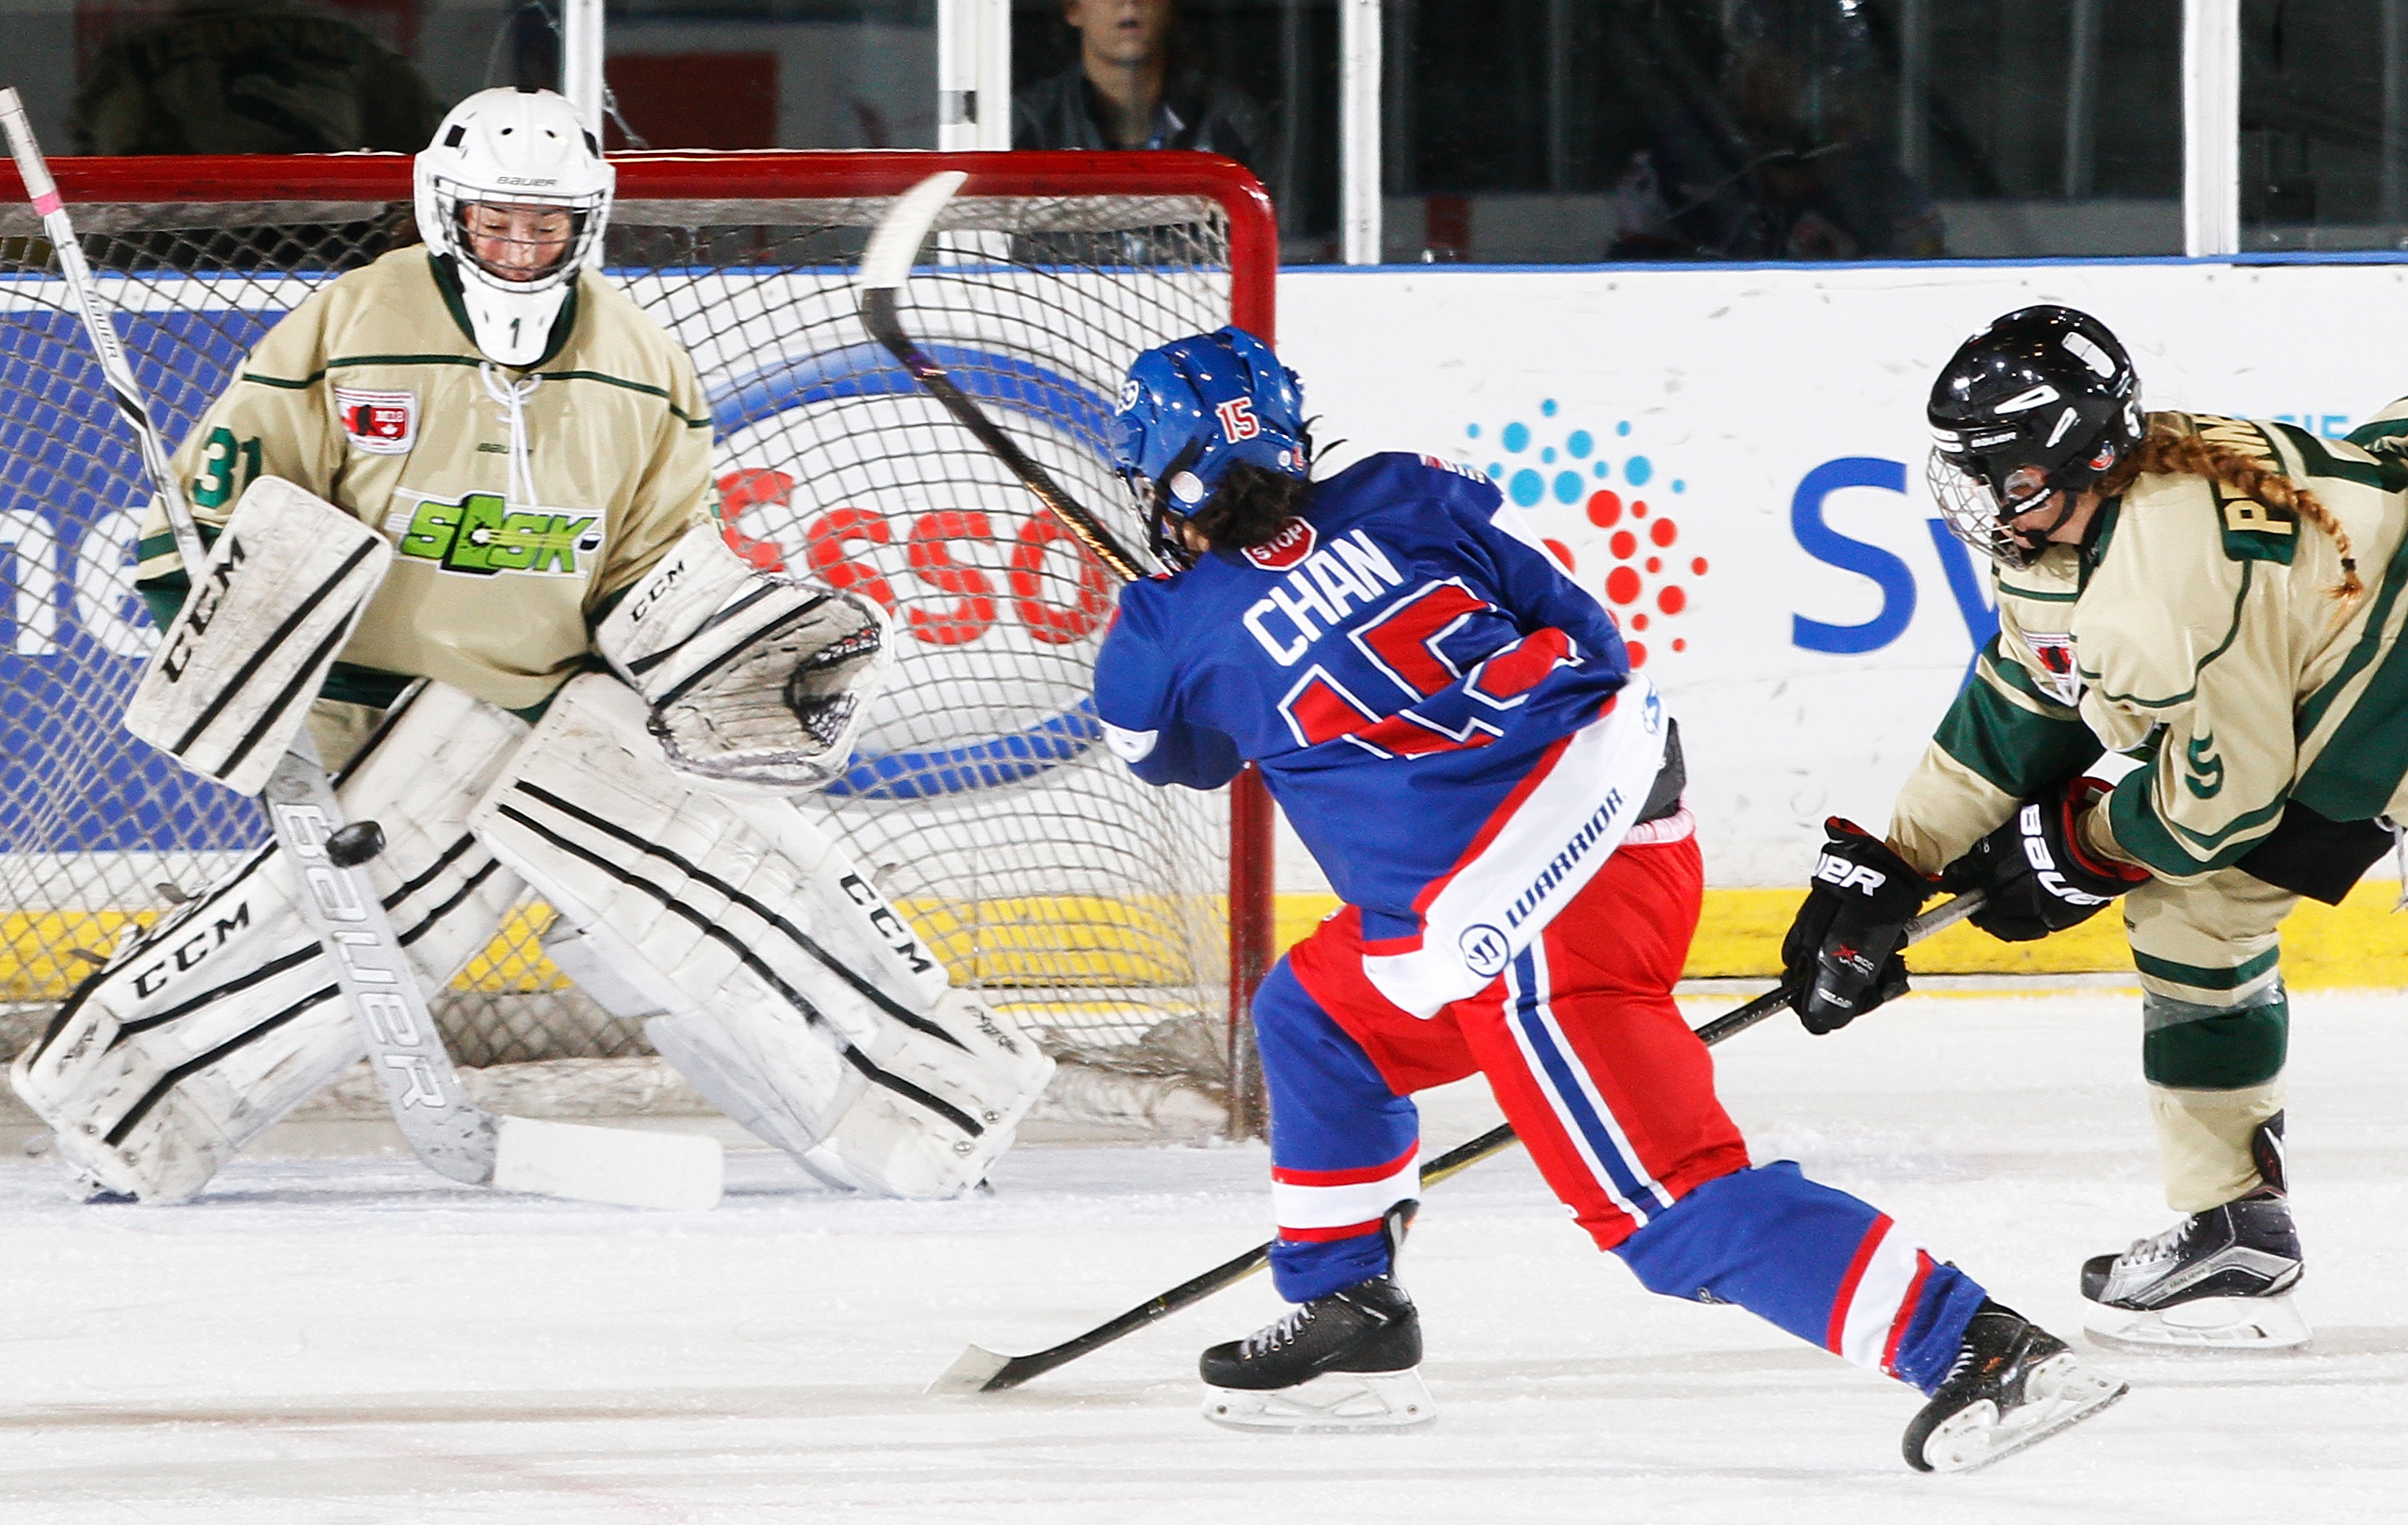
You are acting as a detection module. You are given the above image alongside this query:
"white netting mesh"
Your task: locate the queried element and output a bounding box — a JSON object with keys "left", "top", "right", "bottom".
{"left": 0, "top": 170, "right": 1249, "bottom": 1116}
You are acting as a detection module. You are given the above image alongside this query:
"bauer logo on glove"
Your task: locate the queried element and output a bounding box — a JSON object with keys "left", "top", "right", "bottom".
{"left": 1946, "top": 779, "right": 2147, "bottom": 943}
{"left": 2013, "top": 802, "right": 2118, "bottom": 907}
{"left": 1810, "top": 852, "right": 1897, "bottom": 896}
{"left": 1783, "top": 819, "right": 1934, "bottom": 1034}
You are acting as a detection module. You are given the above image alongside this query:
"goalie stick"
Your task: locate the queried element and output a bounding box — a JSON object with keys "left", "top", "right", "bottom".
{"left": 0, "top": 89, "right": 721, "bottom": 1211}
{"left": 927, "top": 889, "right": 1986, "bottom": 1394}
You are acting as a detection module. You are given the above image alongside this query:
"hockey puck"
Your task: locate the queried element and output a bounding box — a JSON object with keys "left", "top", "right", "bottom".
{"left": 326, "top": 820, "right": 387, "bottom": 868}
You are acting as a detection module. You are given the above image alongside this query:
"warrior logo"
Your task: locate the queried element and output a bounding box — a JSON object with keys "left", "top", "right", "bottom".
{"left": 1458, "top": 922, "right": 1510, "bottom": 979}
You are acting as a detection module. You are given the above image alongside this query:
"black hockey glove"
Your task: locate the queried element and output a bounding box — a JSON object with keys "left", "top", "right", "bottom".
{"left": 1781, "top": 818, "right": 1934, "bottom": 1035}
{"left": 1944, "top": 778, "right": 2149, "bottom": 942}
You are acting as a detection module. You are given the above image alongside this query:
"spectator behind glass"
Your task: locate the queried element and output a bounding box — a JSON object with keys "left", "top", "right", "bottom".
{"left": 1013, "top": 0, "right": 1274, "bottom": 182}
{"left": 1610, "top": 0, "right": 1942, "bottom": 262}
{"left": 69, "top": 0, "right": 443, "bottom": 155}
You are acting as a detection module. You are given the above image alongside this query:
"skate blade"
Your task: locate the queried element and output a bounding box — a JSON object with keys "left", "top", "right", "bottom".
{"left": 1202, "top": 1369, "right": 1436, "bottom": 1432}
{"left": 2082, "top": 1293, "right": 2312, "bottom": 1352}
{"left": 1919, "top": 1353, "right": 2129, "bottom": 1474}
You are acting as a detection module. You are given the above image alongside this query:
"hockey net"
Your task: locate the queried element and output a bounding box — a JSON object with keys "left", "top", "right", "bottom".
{"left": 0, "top": 150, "right": 1276, "bottom": 1139}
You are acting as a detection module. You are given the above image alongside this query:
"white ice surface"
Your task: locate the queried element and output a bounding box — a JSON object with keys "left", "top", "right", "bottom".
{"left": 6, "top": 989, "right": 2406, "bottom": 1524}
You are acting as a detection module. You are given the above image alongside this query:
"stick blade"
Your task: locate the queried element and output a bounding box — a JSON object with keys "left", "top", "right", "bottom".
{"left": 491, "top": 1116, "right": 724, "bottom": 1211}
{"left": 926, "top": 1344, "right": 1016, "bottom": 1396}
{"left": 859, "top": 170, "right": 967, "bottom": 294}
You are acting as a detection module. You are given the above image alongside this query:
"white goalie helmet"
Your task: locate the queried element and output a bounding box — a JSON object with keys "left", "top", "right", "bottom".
{"left": 414, "top": 86, "right": 614, "bottom": 366}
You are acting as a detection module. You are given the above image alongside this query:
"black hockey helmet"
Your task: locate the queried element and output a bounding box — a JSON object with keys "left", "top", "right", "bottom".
{"left": 1926, "top": 305, "right": 2144, "bottom": 568}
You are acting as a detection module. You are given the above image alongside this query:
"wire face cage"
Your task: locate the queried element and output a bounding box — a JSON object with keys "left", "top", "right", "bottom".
{"left": 0, "top": 150, "right": 1277, "bottom": 1133}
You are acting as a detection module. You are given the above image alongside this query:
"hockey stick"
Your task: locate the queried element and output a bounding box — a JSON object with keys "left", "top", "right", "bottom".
{"left": 928, "top": 888, "right": 1986, "bottom": 1394}
{"left": 0, "top": 90, "right": 721, "bottom": 1211}
{"left": 856, "top": 170, "right": 1153, "bottom": 583}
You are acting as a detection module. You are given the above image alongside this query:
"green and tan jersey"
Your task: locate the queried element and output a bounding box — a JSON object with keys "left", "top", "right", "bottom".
{"left": 1889, "top": 412, "right": 2408, "bottom": 883}
{"left": 138, "top": 245, "right": 713, "bottom": 713}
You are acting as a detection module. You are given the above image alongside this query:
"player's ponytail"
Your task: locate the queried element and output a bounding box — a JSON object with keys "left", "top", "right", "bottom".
{"left": 2096, "top": 416, "right": 2363, "bottom": 603}
{"left": 1190, "top": 461, "right": 1313, "bottom": 553}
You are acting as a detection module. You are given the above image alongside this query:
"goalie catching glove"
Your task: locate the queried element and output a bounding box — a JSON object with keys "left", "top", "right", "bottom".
{"left": 1944, "top": 777, "right": 2147, "bottom": 942}
{"left": 1782, "top": 819, "right": 1933, "bottom": 1034}
{"left": 597, "top": 522, "right": 891, "bottom": 794}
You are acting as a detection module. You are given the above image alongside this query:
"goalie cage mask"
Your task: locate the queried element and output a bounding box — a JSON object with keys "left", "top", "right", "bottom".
{"left": 414, "top": 86, "right": 614, "bottom": 366}
{"left": 1927, "top": 304, "right": 2143, "bottom": 569}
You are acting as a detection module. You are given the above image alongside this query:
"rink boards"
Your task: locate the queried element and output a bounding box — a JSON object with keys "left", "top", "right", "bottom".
{"left": 9, "top": 255, "right": 2408, "bottom": 996}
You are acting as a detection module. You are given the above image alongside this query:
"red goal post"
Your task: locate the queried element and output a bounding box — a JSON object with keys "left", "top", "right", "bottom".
{"left": 0, "top": 148, "right": 1278, "bottom": 1135}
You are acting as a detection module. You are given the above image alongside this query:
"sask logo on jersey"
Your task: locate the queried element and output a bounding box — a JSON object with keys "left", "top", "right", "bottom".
{"left": 385, "top": 491, "right": 603, "bottom": 577}
{"left": 2026, "top": 632, "right": 2083, "bottom": 707}
{"left": 333, "top": 387, "right": 416, "bottom": 455}
{"left": 1422, "top": 455, "right": 1491, "bottom": 484}
{"left": 1242, "top": 517, "right": 1317, "bottom": 570}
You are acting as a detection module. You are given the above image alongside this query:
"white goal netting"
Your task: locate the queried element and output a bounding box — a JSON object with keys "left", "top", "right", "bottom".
{"left": 0, "top": 155, "right": 1271, "bottom": 1134}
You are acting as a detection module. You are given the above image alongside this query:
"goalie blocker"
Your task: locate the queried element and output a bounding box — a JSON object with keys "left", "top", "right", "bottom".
{"left": 121, "top": 477, "right": 392, "bottom": 797}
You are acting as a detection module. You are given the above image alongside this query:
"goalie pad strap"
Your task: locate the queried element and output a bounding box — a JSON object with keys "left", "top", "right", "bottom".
{"left": 486, "top": 788, "right": 980, "bottom": 1138}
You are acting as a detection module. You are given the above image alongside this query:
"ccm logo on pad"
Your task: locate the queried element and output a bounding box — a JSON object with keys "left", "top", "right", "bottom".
{"left": 1812, "top": 853, "right": 1889, "bottom": 894}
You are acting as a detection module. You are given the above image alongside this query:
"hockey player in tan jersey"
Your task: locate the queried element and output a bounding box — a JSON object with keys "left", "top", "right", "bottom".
{"left": 1779, "top": 306, "right": 2408, "bottom": 1352}
{"left": 14, "top": 87, "right": 1054, "bottom": 1206}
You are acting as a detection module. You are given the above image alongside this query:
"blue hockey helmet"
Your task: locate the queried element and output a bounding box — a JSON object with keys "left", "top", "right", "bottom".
{"left": 1110, "top": 327, "right": 1307, "bottom": 564}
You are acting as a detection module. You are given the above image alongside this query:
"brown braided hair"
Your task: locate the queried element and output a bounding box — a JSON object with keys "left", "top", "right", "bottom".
{"left": 2093, "top": 416, "right": 2363, "bottom": 602}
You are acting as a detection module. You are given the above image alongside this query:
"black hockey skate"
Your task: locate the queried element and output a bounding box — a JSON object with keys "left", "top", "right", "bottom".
{"left": 1902, "top": 1301, "right": 2127, "bottom": 1473}
{"left": 2080, "top": 1190, "right": 2308, "bottom": 1351}
{"left": 2081, "top": 1112, "right": 2307, "bottom": 1350}
{"left": 1199, "top": 1271, "right": 1431, "bottom": 1430}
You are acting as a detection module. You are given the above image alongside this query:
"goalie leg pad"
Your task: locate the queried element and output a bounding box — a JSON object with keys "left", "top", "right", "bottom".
{"left": 122, "top": 477, "right": 394, "bottom": 796}
{"left": 594, "top": 521, "right": 892, "bottom": 795}
{"left": 468, "top": 675, "right": 1053, "bottom": 1198}
{"left": 13, "top": 684, "right": 527, "bottom": 1201}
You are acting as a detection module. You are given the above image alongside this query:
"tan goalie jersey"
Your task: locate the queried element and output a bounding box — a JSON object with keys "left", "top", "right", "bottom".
{"left": 139, "top": 246, "right": 713, "bottom": 713}
{"left": 1889, "top": 412, "right": 2408, "bottom": 882}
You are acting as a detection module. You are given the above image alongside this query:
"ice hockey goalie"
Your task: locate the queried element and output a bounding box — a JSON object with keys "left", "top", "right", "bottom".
{"left": 9, "top": 87, "right": 1051, "bottom": 1204}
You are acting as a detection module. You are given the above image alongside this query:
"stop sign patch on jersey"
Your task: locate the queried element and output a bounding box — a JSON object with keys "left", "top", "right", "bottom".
{"left": 1242, "top": 517, "right": 1316, "bottom": 570}
{"left": 335, "top": 387, "right": 416, "bottom": 455}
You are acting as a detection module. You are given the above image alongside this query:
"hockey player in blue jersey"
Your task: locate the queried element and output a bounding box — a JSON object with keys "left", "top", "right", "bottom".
{"left": 1091, "top": 328, "right": 2127, "bottom": 1471}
